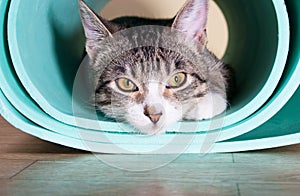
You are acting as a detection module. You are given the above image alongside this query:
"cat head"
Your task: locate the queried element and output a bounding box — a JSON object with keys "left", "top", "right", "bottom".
{"left": 78, "top": 0, "right": 228, "bottom": 134}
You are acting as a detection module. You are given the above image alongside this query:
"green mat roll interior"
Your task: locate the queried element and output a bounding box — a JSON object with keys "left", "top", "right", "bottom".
{"left": 0, "top": 0, "right": 299, "bottom": 153}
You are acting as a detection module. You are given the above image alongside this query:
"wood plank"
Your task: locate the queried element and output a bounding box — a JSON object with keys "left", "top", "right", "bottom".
{"left": 0, "top": 143, "right": 83, "bottom": 154}
{"left": 0, "top": 135, "right": 49, "bottom": 146}
{"left": 239, "top": 183, "right": 300, "bottom": 196}
{"left": 0, "top": 117, "right": 13, "bottom": 128}
{"left": 4, "top": 180, "right": 238, "bottom": 196}
{"left": 0, "top": 180, "right": 9, "bottom": 196}
{"left": 233, "top": 145, "right": 300, "bottom": 164}
{"left": 0, "top": 152, "right": 90, "bottom": 162}
{"left": 0, "top": 159, "right": 35, "bottom": 179}
{"left": 0, "top": 154, "right": 233, "bottom": 170}
{"left": 11, "top": 159, "right": 300, "bottom": 184}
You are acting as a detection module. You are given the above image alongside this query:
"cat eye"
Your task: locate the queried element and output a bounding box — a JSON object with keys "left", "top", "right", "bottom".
{"left": 167, "top": 72, "right": 187, "bottom": 88}
{"left": 116, "top": 78, "right": 138, "bottom": 92}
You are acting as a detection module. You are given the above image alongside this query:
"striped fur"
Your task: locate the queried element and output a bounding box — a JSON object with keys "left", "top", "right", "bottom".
{"left": 79, "top": 0, "right": 230, "bottom": 134}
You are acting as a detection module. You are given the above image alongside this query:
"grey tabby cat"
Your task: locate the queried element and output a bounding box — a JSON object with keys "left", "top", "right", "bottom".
{"left": 78, "top": 0, "right": 231, "bottom": 134}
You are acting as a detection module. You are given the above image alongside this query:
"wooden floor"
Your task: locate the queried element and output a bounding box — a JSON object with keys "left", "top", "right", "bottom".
{"left": 1, "top": 116, "right": 300, "bottom": 196}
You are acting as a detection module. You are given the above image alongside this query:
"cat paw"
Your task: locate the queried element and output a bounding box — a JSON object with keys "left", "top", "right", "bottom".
{"left": 183, "top": 93, "right": 227, "bottom": 120}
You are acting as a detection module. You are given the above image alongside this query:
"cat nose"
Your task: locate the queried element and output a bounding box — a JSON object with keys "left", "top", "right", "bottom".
{"left": 144, "top": 105, "right": 163, "bottom": 124}
{"left": 148, "top": 113, "right": 163, "bottom": 124}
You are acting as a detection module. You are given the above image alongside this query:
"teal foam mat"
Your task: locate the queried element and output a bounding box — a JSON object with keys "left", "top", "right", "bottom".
{"left": 0, "top": 0, "right": 299, "bottom": 153}
{"left": 6, "top": 0, "right": 290, "bottom": 132}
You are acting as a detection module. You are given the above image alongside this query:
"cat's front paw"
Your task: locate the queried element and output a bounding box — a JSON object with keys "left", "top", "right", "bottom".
{"left": 183, "top": 93, "right": 227, "bottom": 120}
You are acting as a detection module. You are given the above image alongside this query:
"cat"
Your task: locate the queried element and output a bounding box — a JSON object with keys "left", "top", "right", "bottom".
{"left": 78, "top": 0, "right": 231, "bottom": 134}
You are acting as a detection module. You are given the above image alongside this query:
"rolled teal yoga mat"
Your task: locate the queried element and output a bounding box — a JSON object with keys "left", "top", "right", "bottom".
{"left": 7, "top": 0, "right": 290, "bottom": 133}
{"left": 0, "top": 0, "right": 299, "bottom": 153}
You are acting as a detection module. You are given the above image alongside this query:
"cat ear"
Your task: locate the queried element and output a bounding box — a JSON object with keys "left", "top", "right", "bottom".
{"left": 172, "top": 0, "right": 208, "bottom": 46}
{"left": 78, "top": 0, "right": 118, "bottom": 58}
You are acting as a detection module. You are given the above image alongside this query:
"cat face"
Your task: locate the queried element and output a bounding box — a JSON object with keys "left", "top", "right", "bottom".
{"left": 95, "top": 47, "right": 212, "bottom": 133}
{"left": 79, "top": 0, "right": 229, "bottom": 134}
